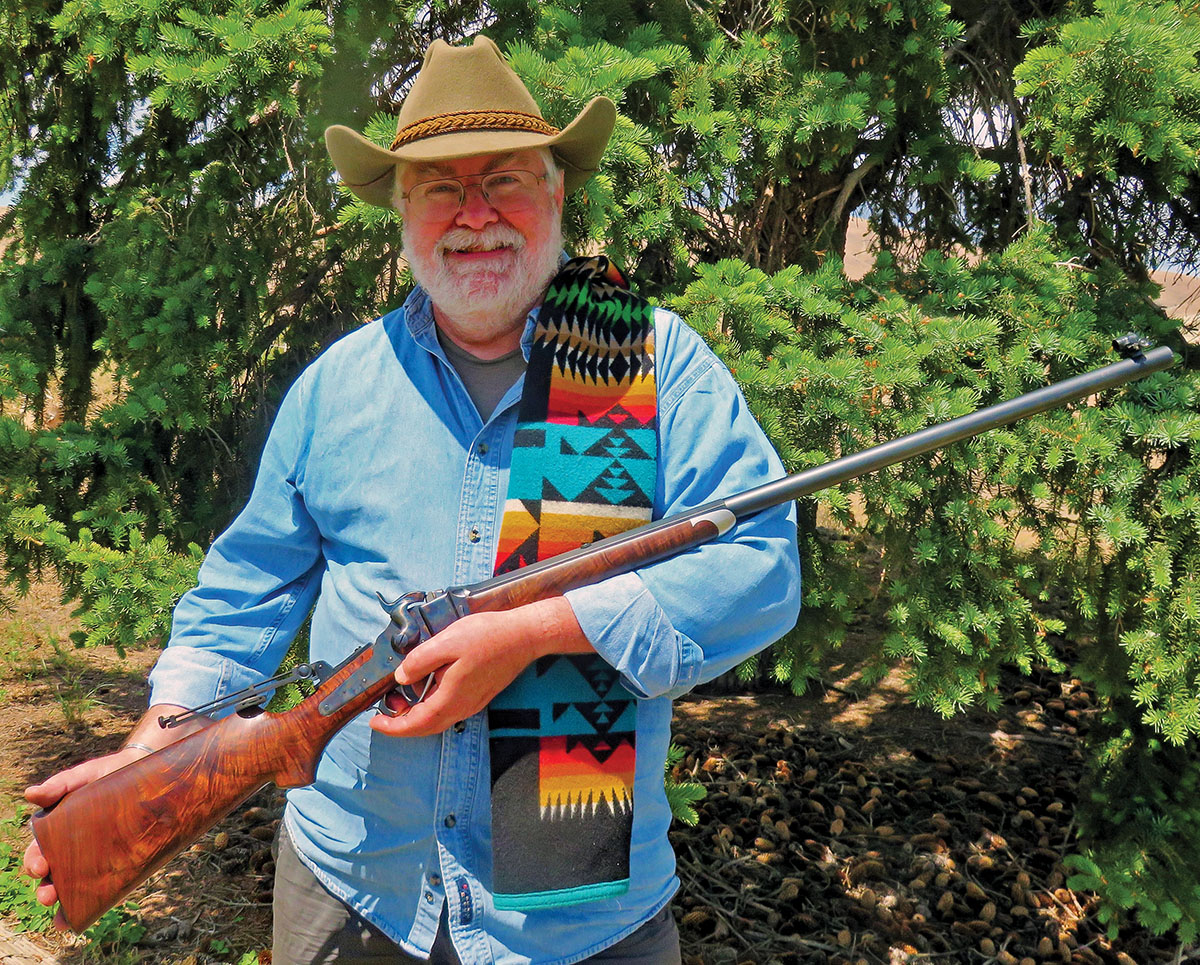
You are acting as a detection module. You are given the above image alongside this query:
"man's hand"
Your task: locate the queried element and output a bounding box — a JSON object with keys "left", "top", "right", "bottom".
{"left": 370, "top": 597, "right": 594, "bottom": 738}
{"left": 22, "top": 705, "right": 203, "bottom": 928}
{"left": 23, "top": 747, "right": 155, "bottom": 927}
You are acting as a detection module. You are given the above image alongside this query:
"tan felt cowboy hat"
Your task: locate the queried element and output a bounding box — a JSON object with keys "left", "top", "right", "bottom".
{"left": 325, "top": 35, "right": 616, "bottom": 208}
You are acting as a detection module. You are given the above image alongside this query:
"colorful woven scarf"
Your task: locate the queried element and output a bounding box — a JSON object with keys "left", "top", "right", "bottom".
{"left": 487, "top": 255, "right": 658, "bottom": 910}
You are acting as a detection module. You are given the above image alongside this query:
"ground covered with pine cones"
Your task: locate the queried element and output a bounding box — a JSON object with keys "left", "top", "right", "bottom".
{"left": 2, "top": 581, "right": 1193, "bottom": 964}
{"left": 666, "top": 663, "right": 1188, "bottom": 965}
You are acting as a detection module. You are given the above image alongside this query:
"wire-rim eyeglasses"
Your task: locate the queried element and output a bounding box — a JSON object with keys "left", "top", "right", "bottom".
{"left": 400, "top": 169, "right": 549, "bottom": 220}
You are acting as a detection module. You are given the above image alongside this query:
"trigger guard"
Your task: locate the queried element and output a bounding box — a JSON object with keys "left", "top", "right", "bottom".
{"left": 376, "top": 691, "right": 405, "bottom": 717}
{"left": 375, "top": 672, "right": 437, "bottom": 716}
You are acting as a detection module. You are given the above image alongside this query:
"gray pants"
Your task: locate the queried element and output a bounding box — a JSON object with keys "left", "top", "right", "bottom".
{"left": 272, "top": 827, "right": 681, "bottom": 965}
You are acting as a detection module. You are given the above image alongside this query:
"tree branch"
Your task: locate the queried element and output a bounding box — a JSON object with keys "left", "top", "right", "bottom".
{"left": 825, "top": 155, "right": 879, "bottom": 244}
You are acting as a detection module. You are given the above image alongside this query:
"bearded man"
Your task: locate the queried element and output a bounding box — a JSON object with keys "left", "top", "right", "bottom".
{"left": 25, "top": 35, "right": 800, "bottom": 965}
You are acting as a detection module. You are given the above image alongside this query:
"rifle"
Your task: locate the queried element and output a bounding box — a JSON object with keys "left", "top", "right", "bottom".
{"left": 31, "top": 336, "right": 1174, "bottom": 932}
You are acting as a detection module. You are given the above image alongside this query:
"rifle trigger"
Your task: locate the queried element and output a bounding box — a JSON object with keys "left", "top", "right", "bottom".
{"left": 317, "top": 593, "right": 425, "bottom": 716}
{"left": 376, "top": 691, "right": 405, "bottom": 717}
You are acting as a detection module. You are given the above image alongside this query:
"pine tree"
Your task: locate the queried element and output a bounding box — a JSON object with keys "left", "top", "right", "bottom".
{"left": 0, "top": 0, "right": 420, "bottom": 607}
{"left": 1016, "top": 0, "right": 1200, "bottom": 274}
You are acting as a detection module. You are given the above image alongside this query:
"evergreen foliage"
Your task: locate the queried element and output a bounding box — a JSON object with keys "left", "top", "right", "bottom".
{"left": 664, "top": 744, "right": 707, "bottom": 826}
{"left": 3, "top": 0, "right": 1200, "bottom": 938}
{"left": 1016, "top": 0, "right": 1200, "bottom": 272}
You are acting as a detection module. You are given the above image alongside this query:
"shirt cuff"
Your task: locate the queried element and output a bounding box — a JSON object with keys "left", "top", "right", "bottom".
{"left": 147, "top": 645, "right": 266, "bottom": 714}
{"left": 564, "top": 572, "right": 702, "bottom": 700}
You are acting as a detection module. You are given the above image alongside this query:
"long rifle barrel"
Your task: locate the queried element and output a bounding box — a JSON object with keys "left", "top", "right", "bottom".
{"left": 723, "top": 345, "right": 1175, "bottom": 518}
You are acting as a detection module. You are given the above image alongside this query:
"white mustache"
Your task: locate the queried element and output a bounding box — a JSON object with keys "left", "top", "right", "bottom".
{"left": 436, "top": 224, "right": 527, "bottom": 258}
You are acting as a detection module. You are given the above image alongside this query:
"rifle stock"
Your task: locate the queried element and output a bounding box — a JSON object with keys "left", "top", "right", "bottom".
{"left": 29, "top": 341, "right": 1175, "bottom": 931}
{"left": 32, "top": 635, "right": 401, "bottom": 931}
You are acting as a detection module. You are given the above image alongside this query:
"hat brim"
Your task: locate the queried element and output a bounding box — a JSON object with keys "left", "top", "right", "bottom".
{"left": 326, "top": 96, "right": 616, "bottom": 208}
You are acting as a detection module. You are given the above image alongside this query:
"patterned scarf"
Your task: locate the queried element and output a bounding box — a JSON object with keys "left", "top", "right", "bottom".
{"left": 487, "top": 255, "right": 658, "bottom": 910}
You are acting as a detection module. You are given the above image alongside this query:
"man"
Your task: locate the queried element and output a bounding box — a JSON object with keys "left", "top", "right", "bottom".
{"left": 25, "top": 35, "right": 800, "bottom": 965}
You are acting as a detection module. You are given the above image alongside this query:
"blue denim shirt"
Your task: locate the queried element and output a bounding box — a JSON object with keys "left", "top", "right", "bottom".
{"left": 148, "top": 284, "right": 800, "bottom": 965}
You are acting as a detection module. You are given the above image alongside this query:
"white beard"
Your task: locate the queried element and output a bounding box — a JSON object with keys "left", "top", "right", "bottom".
{"left": 404, "top": 219, "right": 563, "bottom": 347}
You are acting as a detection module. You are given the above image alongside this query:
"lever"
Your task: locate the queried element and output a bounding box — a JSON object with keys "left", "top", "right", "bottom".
{"left": 159, "top": 661, "right": 331, "bottom": 728}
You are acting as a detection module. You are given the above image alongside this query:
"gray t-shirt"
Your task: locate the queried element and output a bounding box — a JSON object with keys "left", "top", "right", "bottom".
{"left": 437, "top": 329, "right": 527, "bottom": 422}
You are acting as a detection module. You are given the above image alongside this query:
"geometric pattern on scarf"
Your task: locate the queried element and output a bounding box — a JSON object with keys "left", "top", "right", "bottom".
{"left": 487, "top": 255, "right": 657, "bottom": 910}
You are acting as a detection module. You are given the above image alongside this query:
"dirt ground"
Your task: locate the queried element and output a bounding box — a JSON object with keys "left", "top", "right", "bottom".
{"left": 0, "top": 580, "right": 1195, "bottom": 964}
{"left": 0, "top": 580, "right": 280, "bottom": 964}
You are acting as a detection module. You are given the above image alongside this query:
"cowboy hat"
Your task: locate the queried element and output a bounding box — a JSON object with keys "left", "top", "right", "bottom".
{"left": 325, "top": 35, "right": 616, "bottom": 208}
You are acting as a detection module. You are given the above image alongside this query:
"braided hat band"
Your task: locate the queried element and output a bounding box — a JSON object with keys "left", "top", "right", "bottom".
{"left": 325, "top": 36, "right": 615, "bottom": 208}
{"left": 391, "top": 110, "right": 560, "bottom": 151}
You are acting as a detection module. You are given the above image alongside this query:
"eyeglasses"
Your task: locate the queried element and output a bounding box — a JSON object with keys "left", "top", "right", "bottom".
{"left": 400, "top": 169, "right": 549, "bottom": 220}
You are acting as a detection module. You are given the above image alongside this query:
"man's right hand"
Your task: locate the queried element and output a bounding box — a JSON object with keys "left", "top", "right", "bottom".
{"left": 22, "top": 746, "right": 155, "bottom": 928}
{"left": 21, "top": 703, "right": 200, "bottom": 928}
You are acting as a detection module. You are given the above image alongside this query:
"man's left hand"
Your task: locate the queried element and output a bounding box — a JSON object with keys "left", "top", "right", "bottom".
{"left": 369, "top": 596, "right": 594, "bottom": 737}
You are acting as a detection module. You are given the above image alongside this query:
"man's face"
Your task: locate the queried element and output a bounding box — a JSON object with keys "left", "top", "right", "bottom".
{"left": 399, "top": 149, "right": 565, "bottom": 345}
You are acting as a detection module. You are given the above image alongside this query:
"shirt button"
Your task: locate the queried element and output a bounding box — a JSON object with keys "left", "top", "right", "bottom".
{"left": 429, "top": 873, "right": 442, "bottom": 887}
{"left": 478, "top": 442, "right": 489, "bottom": 455}
{"left": 424, "top": 891, "right": 435, "bottom": 903}
{"left": 453, "top": 720, "right": 466, "bottom": 733}
{"left": 444, "top": 814, "right": 457, "bottom": 828}
{"left": 468, "top": 528, "right": 480, "bottom": 543}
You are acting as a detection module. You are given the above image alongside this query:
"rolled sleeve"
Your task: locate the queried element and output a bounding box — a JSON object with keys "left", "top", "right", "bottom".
{"left": 565, "top": 311, "right": 801, "bottom": 699}
{"left": 564, "top": 572, "right": 702, "bottom": 699}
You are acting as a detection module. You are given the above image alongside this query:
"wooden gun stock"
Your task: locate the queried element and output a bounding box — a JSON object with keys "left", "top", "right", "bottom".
{"left": 27, "top": 341, "right": 1175, "bottom": 931}
{"left": 31, "top": 636, "right": 402, "bottom": 932}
